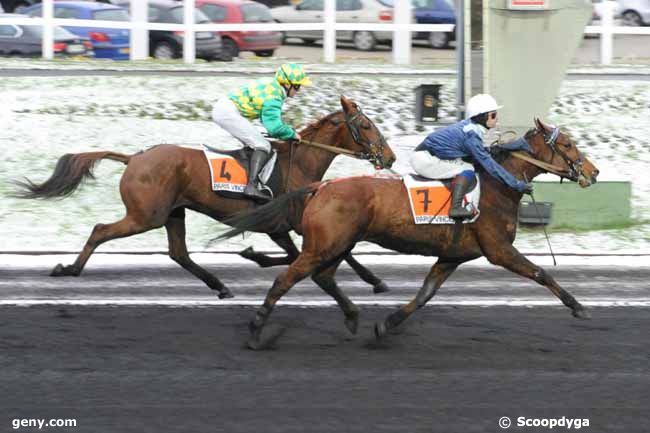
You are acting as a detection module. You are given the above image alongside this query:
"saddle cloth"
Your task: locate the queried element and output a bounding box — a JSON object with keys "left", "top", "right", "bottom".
{"left": 403, "top": 174, "right": 480, "bottom": 224}
{"left": 203, "top": 144, "right": 278, "bottom": 199}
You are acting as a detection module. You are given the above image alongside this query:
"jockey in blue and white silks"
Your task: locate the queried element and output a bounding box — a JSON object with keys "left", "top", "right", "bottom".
{"left": 410, "top": 94, "right": 533, "bottom": 220}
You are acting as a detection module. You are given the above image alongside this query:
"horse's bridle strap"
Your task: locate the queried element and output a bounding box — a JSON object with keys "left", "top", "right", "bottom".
{"left": 272, "top": 138, "right": 365, "bottom": 159}
{"left": 511, "top": 151, "right": 571, "bottom": 177}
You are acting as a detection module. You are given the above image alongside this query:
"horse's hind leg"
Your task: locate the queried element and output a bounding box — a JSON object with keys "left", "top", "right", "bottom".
{"left": 50, "top": 214, "right": 155, "bottom": 277}
{"left": 312, "top": 259, "right": 360, "bottom": 335}
{"left": 240, "top": 232, "right": 299, "bottom": 267}
{"left": 375, "top": 259, "right": 459, "bottom": 340}
{"left": 165, "top": 208, "right": 233, "bottom": 299}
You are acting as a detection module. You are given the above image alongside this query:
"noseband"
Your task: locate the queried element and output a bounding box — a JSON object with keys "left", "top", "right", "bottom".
{"left": 541, "top": 127, "right": 583, "bottom": 181}
{"left": 344, "top": 107, "right": 388, "bottom": 168}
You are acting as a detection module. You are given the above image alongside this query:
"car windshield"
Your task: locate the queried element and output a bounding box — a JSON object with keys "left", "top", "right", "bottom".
{"left": 240, "top": 3, "right": 273, "bottom": 22}
{"left": 377, "top": 0, "right": 394, "bottom": 6}
{"left": 93, "top": 9, "right": 130, "bottom": 21}
{"left": 169, "top": 6, "right": 210, "bottom": 23}
{"left": 24, "top": 25, "right": 77, "bottom": 39}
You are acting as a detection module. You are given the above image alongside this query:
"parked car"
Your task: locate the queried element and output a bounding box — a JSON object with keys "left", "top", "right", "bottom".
{"left": 271, "top": 0, "right": 398, "bottom": 51}
{"left": 0, "top": 0, "right": 39, "bottom": 13}
{"left": 618, "top": 0, "right": 650, "bottom": 25}
{"left": 196, "top": 0, "right": 281, "bottom": 57}
{"left": 0, "top": 13, "right": 94, "bottom": 57}
{"left": 22, "top": 1, "right": 130, "bottom": 59}
{"left": 412, "top": 0, "right": 455, "bottom": 49}
{"left": 113, "top": 0, "right": 228, "bottom": 60}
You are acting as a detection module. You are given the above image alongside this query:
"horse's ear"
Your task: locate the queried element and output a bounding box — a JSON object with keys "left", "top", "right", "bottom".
{"left": 340, "top": 95, "right": 355, "bottom": 114}
{"left": 534, "top": 117, "right": 548, "bottom": 131}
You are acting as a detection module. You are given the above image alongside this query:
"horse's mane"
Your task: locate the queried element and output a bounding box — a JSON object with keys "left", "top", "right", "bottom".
{"left": 299, "top": 110, "right": 344, "bottom": 140}
{"left": 490, "top": 128, "right": 538, "bottom": 163}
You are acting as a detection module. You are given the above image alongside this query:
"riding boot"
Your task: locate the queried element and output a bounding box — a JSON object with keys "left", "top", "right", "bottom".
{"left": 244, "top": 149, "right": 271, "bottom": 202}
{"left": 448, "top": 175, "right": 474, "bottom": 220}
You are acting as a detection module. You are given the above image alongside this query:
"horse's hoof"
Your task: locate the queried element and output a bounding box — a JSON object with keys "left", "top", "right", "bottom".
{"left": 240, "top": 247, "right": 255, "bottom": 260}
{"left": 218, "top": 289, "right": 234, "bottom": 299}
{"left": 344, "top": 315, "right": 359, "bottom": 335}
{"left": 572, "top": 307, "right": 591, "bottom": 320}
{"left": 50, "top": 264, "right": 76, "bottom": 277}
{"left": 247, "top": 324, "right": 285, "bottom": 350}
{"left": 373, "top": 281, "right": 390, "bottom": 294}
{"left": 374, "top": 322, "right": 387, "bottom": 340}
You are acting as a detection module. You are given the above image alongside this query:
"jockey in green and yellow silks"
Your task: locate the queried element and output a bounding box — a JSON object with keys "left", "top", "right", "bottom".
{"left": 212, "top": 63, "right": 311, "bottom": 201}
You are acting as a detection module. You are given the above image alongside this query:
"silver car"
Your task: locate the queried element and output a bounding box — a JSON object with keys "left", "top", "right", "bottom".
{"left": 618, "top": 0, "right": 650, "bottom": 25}
{"left": 271, "top": 0, "right": 398, "bottom": 50}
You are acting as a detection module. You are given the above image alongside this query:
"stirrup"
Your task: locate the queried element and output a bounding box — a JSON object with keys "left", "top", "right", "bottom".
{"left": 448, "top": 207, "right": 473, "bottom": 220}
{"left": 244, "top": 185, "right": 271, "bottom": 202}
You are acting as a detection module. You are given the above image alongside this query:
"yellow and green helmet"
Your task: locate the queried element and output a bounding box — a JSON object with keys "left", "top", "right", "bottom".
{"left": 275, "top": 63, "right": 312, "bottom": 87}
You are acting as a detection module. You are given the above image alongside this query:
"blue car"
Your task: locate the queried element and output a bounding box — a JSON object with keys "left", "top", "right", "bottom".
{"left": 22, "top": 1, "right": 130, "bottom": 60}
{"left": 413, "top": 0, "right": 456, "bottom": 49}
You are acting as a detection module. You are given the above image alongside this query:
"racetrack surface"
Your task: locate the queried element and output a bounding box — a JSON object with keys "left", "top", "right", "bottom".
{"left": 1, "top": 259, "right": 650, "bottom": 432}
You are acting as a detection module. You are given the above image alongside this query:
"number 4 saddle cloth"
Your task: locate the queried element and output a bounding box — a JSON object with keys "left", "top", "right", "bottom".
{"left": 403, "top": 174, "right": 481, "bottom": 224}
{"left": 202, "top": 144, "right": 280, "bottom": 200}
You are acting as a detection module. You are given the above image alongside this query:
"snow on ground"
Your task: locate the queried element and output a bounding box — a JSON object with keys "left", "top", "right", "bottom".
{"left": 0, "top": 68, "right": 649, "bottom": 255}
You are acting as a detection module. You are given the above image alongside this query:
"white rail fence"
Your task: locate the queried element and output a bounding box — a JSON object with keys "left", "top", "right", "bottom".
{"left": 0, "top": 0, "right": 648, "bottom": 65}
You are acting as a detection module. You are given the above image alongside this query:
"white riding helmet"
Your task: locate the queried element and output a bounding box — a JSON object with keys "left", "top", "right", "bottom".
{"left": 465, "top": 94, "right": 503, "bottom": 119}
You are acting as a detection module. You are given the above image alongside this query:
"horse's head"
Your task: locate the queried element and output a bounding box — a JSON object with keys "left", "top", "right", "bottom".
{"left": 526, "top": 118, "right": 599, "bottom": 187}
{"left": 338, "top": 95, "right": 396, "bottom": 169}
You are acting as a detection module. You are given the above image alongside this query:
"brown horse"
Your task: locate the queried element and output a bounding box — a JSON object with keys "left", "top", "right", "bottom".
{"left": 220, "top": 118, "right": 600, "bottom": 349}
{"left": 14, "top": 96, "right": 396, "bottom": 299}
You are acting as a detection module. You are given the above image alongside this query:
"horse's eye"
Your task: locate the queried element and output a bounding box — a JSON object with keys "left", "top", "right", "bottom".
{"left": 361, "top": 121, "right": 372, "bottom": 130}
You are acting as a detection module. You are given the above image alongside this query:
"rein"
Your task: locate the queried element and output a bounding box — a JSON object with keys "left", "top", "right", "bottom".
{"left": 511, "top": 151, "right": 572, "bottom": 177}
{"left": 295, "top": 138, "right": 366, "bottom": 159}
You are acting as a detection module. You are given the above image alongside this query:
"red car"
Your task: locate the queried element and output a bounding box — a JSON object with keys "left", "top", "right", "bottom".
{"left": 196, "top": 0, "right": 282, "bottom": 58}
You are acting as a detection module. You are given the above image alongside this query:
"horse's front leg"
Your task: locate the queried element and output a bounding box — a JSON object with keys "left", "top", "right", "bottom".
{"left": 375, "top": 260, "right": 460, "bottom": 340}
{"left": 482, "top": 242, "right": 589, "bottom": 319}
{"left": 240, "top": 232, "right": 299, "bottom": 267}
{"left": 343, "top": 254, "right": 390, "bottom": 294}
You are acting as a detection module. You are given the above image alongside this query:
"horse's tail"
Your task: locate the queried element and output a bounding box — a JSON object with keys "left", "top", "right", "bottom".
{"left": 218, "top": 185, "right": 318, "bottom": 240}
{"left": 12, "top": 151, "right": 133, "bottom": 200}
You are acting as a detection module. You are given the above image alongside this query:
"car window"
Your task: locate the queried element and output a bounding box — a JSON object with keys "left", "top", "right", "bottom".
{"left": 297, "top": 0, "right": 324, "bottom": 11}
{"left": 93, "top": 9, "right": 130, "bottom": 21}
{"left": 169, "top": 6, "right": 210, "bottom": 23}
{"left": 337, "top": 0, "right": 362, "bottom": 10}
{"left": 438, "top": 0, "right": 455, "bottom": 10}
{"left": 26, "top": 6, "right": 42, "bottom": 17}
{"left": 0, "top": 24, "right": 19, "bottom": 37}
{"left": 23, "top": 25, "right": 77, "bottom": 39}
{"left": 201, "top": 4, "right": 227, "bottom": 22}
{"left": 412, "top": 0, "right": 431, "bottom": 8}
{"left": 148, "top": 6, "right": 161, "bottom": 22}
{"left": 240, "top": 3, "right": 273, "bottom": 22}
{"left": 376, "top": 0, "right": 393, "bottom": 7}
{"left": 54, "top": 6, "right": 82, "bottom": 19}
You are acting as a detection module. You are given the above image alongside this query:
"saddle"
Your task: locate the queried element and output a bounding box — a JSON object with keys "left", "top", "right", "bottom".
{"left": 403, "top": 174, "right": 480, "bottom": 224}
{"left": 203, "top": 144, "right": 282, "bottom": 200}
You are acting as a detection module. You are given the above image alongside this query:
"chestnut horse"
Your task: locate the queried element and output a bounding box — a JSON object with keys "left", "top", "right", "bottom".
{"left": 220, "top": 118, "right": 600, "bottom": 349}
{"left": 14, "top": 96, "right": 396, "bottom": 299}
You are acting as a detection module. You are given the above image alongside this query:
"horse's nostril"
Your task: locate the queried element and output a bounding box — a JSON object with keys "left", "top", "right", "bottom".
{"left": 593, "top": 169, "right": 599, "bottom": 179}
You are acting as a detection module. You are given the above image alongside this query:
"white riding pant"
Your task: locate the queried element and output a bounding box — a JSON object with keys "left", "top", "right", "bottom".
{"left": 409, "top": 150, "right": 473, "bottom": 179}
{"left": 211, "top": 97, "right": 271, "bottom": 153}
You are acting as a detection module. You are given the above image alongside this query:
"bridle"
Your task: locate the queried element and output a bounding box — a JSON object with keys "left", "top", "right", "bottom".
{"left": 343, "top": 106, "right": 389, "bottom": 169}
{"left": 511, "top": 127, "right": 584, "bottom": 182}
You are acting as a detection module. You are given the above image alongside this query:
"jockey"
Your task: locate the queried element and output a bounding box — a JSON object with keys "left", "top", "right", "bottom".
{"left": 410, "top": 94, "right": 533, "bottom": 220}
{"left": 212, "top": 63, "right": 311, "bottom": 201}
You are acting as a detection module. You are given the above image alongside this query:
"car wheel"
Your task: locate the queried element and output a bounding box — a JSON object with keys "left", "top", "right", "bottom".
{"left": 429, "top": 32, "right": 450, "bottom": 49}
{"left": 302, "top": 39, "right": 317, "bottom": 46}
{"left": 622, "top": 10, "right": 643, "bottom": 26}
{"left": 254, "top": 50, "right": 275, "bottom": 57}
{"left": 153, "top": 41, "right": 177, "bottom": 60}
{"left": 353, "top": 31, "right": 376, "bottom": 51}
{"left": 221, "top": 38, "right": 240, "bottom": 58}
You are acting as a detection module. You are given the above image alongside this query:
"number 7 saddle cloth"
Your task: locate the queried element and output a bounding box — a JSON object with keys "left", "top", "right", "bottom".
{"left": 403, "top": 174, "right": 481, "bottom": 224}
{"left": 202, "top": 144, "right": 281, "bottom": 200}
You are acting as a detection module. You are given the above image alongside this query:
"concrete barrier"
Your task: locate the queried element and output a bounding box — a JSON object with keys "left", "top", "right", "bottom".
{"left": 523, "top": 181, "right": 631, "bottom": 229}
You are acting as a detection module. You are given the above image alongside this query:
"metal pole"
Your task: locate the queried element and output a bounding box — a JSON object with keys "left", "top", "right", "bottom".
{"left": 183, "top": 0, "right": 196, "bottom": 64}
{"left": 600, "top": 0, "right": 614, "bottom": 65}
{"left": 42, "top": 0, "right": 53, "bottom": 60}
{"left": 130, "top": 0, "right": 148, "bottom": 60}
{"left": 392, "top": 0, "right": 411, "bottom": 65}
{"left": 456, "top": 0, "right": 465, "bottom": 120}
{"left": 323, "top": 0, "right": 336, "bottom": 63}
